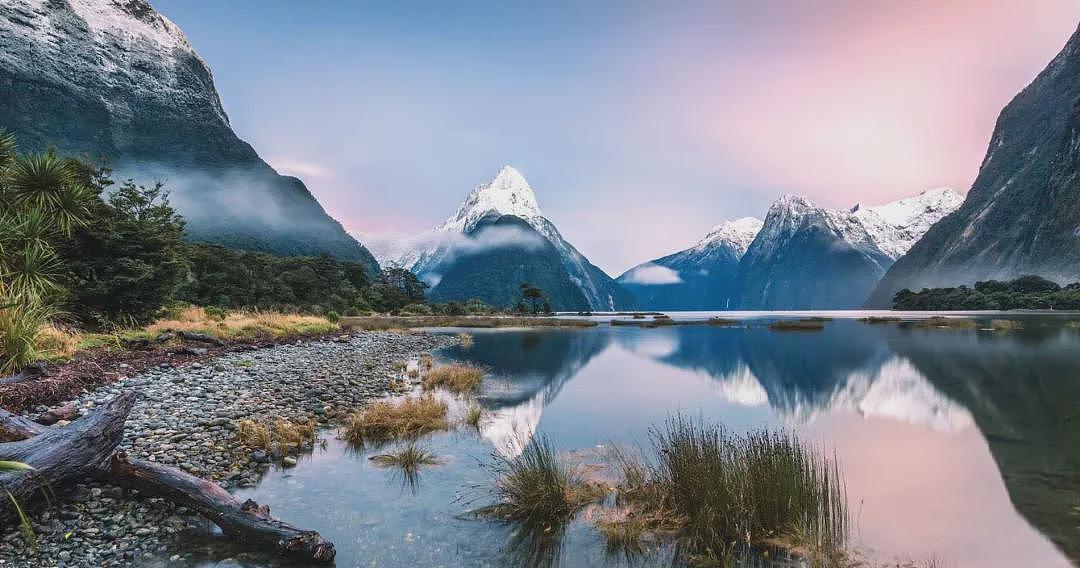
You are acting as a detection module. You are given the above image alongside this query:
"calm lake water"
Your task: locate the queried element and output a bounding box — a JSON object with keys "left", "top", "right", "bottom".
{"left": 181, "top": 312, "right": 1080, "bottom": 567}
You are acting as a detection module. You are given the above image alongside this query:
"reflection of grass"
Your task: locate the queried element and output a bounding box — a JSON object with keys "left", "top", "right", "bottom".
{"left": 458, "top": 332, "right": 475, "bottom": 348}
{"left": 343, "top": 396, "right": 449, "bottom": 446}
{"left": 600, "top": 416, "right": 847, "bottom": 565}
{"left": 423, "top": 364, "right": 485, "bottom": 393}
{"left": 768, "top": 319, "right": 826, "bottom": 332}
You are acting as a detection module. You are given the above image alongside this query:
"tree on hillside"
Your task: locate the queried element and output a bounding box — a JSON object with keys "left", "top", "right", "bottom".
{"left": 0, "top": 130, "right": 95, "bottom": 372}
{"left": 519, "top": 282, "right": 549, "bottom": 314}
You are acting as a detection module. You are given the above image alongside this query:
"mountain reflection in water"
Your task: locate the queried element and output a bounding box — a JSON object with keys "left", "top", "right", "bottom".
{"left": 444, "top": 319, "right": 1079, "bottom": 564}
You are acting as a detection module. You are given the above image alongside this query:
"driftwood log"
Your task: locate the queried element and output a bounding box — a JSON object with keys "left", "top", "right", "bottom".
{"left": 0, "top": 392, "right": 335, "bottom": 562}
{"left": 104, "top": 452, "right": 335, "bottom": 561}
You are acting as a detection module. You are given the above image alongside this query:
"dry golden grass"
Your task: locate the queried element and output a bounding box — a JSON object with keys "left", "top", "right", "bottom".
{"left": 144, "top": 308, "right": 337, "bottom": 340}
{"left": 458, "top": 332, "right": 475, "bottom": 348}
{"left": 422, "top": 363, "right": 485, "bottom": 393}
{"left": 465, "top": 405, "right": 486, "bottom": 429}
{"left": 915, "top": 316, "right": 976, "bottom": 330}
{"left": 419, "top": 353, "right": 434, "bottom": 370}
{"left": 343, "top": 395, "right": 449, "bottom": 445}
{"left": 33, "top": 324, "right": 81, "bottom": 361}
{"left": 235, "top": 417, "right": 318, "bottom": 456}
{"left": 369, "top": 443, "right": 441, "bottom": 472}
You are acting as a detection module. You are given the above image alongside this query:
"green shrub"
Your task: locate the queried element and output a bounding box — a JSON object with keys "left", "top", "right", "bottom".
{"left": 326, "top": 310, "right": 341, "bottom": 323}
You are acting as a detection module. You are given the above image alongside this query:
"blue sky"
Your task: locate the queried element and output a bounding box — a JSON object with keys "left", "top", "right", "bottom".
{"left": 154, "top": 0, "right": 1080, "bottom": 273}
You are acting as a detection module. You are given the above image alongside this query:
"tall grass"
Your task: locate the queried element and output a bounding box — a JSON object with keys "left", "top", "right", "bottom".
{"left": 602, "top": 416, "right": 848, "bottom": 564}
{"left": 0, "top": 302, "right": 51, "bottom": 374}
{"left": 423, "top": 363, "right": 485, "bottom": 393}
{"left": 478, "top": 435, "right": 605, "bottom": 531}
{"left": 343, "top": 395, "right": 449, "bottom": 446}
{"left": 370, "top": 443, "right": 441, "bottom": 472}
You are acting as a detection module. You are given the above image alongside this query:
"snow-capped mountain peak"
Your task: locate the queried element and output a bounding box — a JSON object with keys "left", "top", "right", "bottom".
{"left": 436, "top": 166, "right": 541, "bottom": 232}
{"left": 695, "top": 217, "right": 764, "bottom": 257}
{"left": 852, "top": 187, "right": 963, "bottom": 259}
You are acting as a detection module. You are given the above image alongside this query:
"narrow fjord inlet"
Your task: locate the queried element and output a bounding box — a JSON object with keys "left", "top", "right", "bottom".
{"left": 0, "top": 1, "right": 1079, "bottom": 567}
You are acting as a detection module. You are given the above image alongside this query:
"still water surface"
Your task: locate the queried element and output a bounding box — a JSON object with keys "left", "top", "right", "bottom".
{"left": 185, "top": 313, "right": 1080, "bottom": 567}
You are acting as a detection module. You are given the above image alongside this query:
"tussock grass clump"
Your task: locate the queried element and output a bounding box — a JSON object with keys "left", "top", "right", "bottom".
{"left": 144, "top": 307, "right": 337, "bottom": 340}
{"left": 419, "top": 353, "right": 434, "bottom": 369}
{"left": 915, "top": 316, "right": 976, "bottom": 330}
{"left": 0, "top": 303, "right": 52, "bottom": 374}
{"left": 458, "top": 332, "right": 475, "bottom": 348}
{"left": 990, "top": 319, "right": 1021, "bottom": 331}
{"left": 478, "top": 435, "right": 606, "bottom": 531}
{"left": 369, "top": 442, "right": 441, "bottom": 473}
{"left": 465, "top": 405, "right": 486, "bottom": 429}
{"left": 235, "top": 417, "right": 318, "bottom": 457}
{"left": 423, "top": 363, "right": 485, "bottom": 393}
{"left": 602, "top": 416, "right": 848, "bottom": 564}
{"left": 343, "top": 395, "right": 449, "bottom": 445}
{"left": 768, "top": 319, "right": 826, "bottom": 332}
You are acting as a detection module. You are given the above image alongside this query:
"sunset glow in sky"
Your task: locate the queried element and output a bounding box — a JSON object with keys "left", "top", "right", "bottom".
{"left": 155, "top": 0, "right": 1080, "bottom": 273}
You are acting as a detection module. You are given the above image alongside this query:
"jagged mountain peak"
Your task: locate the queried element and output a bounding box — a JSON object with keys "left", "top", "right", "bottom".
{"left": 437, "top": 165, "right": 541, "bottom": 232}
{"left": 696, "top": 217, "right": 764, "bottom": 257}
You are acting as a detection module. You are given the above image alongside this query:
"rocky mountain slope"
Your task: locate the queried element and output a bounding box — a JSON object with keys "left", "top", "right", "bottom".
{"left": 0, "top": 0, "right": 378, "bottom": 270}
{"left": 736, "top": 189, "right": 962, "bottom": 309}
{"left": 390, "top": 166, "right": 634, "bottom": 311}
{"left": 617, "top": 217, "right": 762, "bottom": 310}
{"left": 868, "top": 23, "right": 1080, "bottom": 306}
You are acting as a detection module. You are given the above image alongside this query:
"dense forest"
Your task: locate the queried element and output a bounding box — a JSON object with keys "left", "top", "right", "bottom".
{"left": 892, "top": 275, "right": 1080, "bottom": 310}
{"left": 0, "top": 131, "right": 504, "bottom": 371}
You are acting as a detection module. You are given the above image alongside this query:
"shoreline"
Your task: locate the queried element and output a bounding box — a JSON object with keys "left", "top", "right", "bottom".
{"left": 0, "top": 330, "right": 457, "bottom": 566}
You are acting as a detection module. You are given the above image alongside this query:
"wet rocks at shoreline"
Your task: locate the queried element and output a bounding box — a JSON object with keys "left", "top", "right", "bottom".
{"left": 0, "top": 331, "right": 456, "bottom": 567}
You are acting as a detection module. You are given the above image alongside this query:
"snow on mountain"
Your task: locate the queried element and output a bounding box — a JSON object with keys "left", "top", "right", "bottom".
{"left": 618, "top": 216, "right": 763, "bottom": 310}
{"left": 737, "top": 189, "right": 961, "bottom": 309}
{"left": 850, "top": 187, "right": 964, "bottom": 259}
{"left": 392, "top": 166, "right": 633, "bottom": 310}
{"left": 692, "top": 217, "right": 764, "bottom": 258}
{"left": 0, "top": 0, "right": 378, "bottom": 268}
{"left": 756, "top": 189, "right": 962, "bottom": 264}
{"left": 437, "top": 166, "right": 542, "bottom": 232}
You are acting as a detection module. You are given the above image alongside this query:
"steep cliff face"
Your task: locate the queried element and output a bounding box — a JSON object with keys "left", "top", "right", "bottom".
{"left": 868, "top": 23, "right": 1080, "bottom": 306}
{"left": 0, "top": 0, "right": 378, "bottom": 270}
{"left": 618, "top": 218, "right": 762, "bottom": 310}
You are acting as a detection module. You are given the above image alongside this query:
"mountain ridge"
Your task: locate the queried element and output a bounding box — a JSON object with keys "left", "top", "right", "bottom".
{"left": 0, "top": 0, "right": 379, "bottom": 271}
